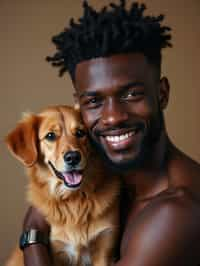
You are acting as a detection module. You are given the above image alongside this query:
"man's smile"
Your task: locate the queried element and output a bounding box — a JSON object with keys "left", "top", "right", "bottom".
{"left": 98, "top": 125, "right": 145, "bottom": 151}
{"left": 105, "top": 131, "right": 135, "bottom": 142}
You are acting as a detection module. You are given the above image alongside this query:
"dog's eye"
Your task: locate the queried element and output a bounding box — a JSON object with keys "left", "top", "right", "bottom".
{"left": 75, "top": 129, "right": 86, "bottom": 138}
{"left": 45, "top": 132, "right": 56, "bottom": 141}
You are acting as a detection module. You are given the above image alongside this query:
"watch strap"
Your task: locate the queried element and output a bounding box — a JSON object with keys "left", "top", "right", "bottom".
{"left": 19, "top": 229, "right": 49, "bottom": 250}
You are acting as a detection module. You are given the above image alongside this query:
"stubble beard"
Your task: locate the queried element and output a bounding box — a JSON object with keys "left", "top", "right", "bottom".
{"left": 89, "top": 110, "right": 165, "bottom": 173}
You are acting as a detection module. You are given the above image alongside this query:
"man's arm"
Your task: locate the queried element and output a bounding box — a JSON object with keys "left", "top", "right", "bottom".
{"left": 22, "top": 206, "right": 52, "bottom": 266}
{"left": 23, "top": 245, "right": 52, "bottom": 266}
{"left": 116, "top": 189, "right": 200, "bottom": 266}
{"left": 23, "top": 189, "right": 200, "bottom": 266}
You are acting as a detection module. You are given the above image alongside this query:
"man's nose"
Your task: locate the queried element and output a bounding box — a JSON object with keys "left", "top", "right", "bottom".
{"left": 101, "top": 97, "right": 128, "bottom": 126}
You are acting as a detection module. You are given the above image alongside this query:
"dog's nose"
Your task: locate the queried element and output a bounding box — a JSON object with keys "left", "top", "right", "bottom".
{"left": 64, "top": 151, "right": 81, "bottom": 166}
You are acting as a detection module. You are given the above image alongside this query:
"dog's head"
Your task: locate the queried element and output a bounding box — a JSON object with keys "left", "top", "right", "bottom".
{"left": 5, "top": 105, "right": 90, "bottom": 195}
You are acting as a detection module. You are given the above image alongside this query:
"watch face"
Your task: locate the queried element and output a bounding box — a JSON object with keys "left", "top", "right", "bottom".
{"left": 19, "top": 229, "right": 49, "bottom": 250}
{"left": 19, "top": 231, "right": 28, "bottom": 250}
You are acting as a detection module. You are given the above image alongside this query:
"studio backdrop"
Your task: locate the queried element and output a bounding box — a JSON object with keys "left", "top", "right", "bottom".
{"left": 0, "top": 0, "right": 199, "bottom": 263}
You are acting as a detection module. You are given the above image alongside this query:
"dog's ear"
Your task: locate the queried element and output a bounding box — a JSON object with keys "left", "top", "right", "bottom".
{"left": 73, "top": 92, "right": 80, "bottom": 111}
{"left": 5, "top": 115, "right": 39, "bottom": 167}
{"left": 74, "top": 103, "right": 80, "bottom": 111}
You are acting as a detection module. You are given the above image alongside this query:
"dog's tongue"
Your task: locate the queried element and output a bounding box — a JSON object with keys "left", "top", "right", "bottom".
{"left": 62, "top": 171, "right": 82, "bottom": 186}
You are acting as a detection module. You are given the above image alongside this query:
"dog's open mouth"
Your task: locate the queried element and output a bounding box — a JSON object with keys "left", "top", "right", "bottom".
{"left": 61, "top": 171, "right": 82, "bottom": 188}
{"left": 48, "top": 161, "right": 82, "bottom": 188}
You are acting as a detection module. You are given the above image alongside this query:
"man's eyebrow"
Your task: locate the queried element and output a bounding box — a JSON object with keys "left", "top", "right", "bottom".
{"left": 79, "top": 91, "right": 99, "bottom": 98}
{"left": 120, "top": 82, "right": 145, "bottom": 90}
{"left": 79, "top": 82, "right": 144, "bottom": 98}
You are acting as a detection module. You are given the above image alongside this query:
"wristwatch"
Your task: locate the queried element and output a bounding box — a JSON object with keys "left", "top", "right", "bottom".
{"left": 19, "top": 229, "right": 49, "bottom": 250}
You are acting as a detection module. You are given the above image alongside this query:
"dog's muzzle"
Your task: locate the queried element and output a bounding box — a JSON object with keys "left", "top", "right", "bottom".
{"left": 48, "top": 160, "right": 83, "bottom": 189}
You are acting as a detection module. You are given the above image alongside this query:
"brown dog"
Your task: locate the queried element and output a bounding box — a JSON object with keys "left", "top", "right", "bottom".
{"left": 5, "top": 105, "right": 120, "bottom": 266}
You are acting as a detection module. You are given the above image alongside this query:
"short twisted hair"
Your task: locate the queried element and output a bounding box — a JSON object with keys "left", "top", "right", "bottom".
{"left": 47, "top": 0, "right": 172, "bottom": 80}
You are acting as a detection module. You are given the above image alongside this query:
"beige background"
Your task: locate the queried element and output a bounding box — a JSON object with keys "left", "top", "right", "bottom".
{"left": 0, "top": 0, "right": 199, "bottom": 263}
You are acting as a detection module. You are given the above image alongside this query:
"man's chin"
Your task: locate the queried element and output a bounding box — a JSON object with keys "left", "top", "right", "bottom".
{"left": 106, "top": 152, "right": 147, "bottom": 172}
{"left": 90, "top": 137, "right": 143, "bottom": 169}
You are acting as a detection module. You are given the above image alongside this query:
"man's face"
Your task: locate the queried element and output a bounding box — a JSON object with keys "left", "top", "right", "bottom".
{"left": 74, "top": 53, "right": 167, "bottom": 169}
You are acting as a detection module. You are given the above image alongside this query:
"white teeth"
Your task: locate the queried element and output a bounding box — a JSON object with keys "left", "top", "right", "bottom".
{"left": 105, "top": 131, "right": 135, "bottom": 143}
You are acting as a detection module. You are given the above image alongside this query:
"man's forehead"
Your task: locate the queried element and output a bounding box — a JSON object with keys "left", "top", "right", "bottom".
{"left": 74, "top": 53, "right": 150, "bottom": 92}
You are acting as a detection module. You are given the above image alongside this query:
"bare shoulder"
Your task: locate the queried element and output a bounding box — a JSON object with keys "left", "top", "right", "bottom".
{"left": 120, "top": 188, "right": 200, "bottom": 266}
{"left": 170, "top": 148, "right": 200, "bottom": 178}
{"left": 130, "top": 186, "right": 200, "bottom": 235}
{"left": 170, "top": 147, "right": 200, "bottom": 197}
{"left": 143, "top": 186, "right": 200, "bottom": 226}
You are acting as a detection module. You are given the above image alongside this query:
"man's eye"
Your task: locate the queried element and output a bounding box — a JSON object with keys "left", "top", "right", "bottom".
{"left": 89, "top": 98, "right": 97, "bottom": 104}
{"left": 75, "top": 129, "right": 86, "bottom": 138}
{"left": 83, "top": 97, "right": 102, "bottom": 108}
{"left": 127, "top": 91, "right": 137, "bottom": 97}
{"left": 123, "top": 90, "right": 144, "bottom": 100}
{"left": 45, "top": 132, "right": 57, "bottom": 141}
{"left": 88, "top": 97, "right": 101, "bottom": 105}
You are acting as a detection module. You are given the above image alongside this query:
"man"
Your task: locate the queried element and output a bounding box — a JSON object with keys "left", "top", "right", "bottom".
{"left": 22, "top": 1, "right": 200, "bottom": 265}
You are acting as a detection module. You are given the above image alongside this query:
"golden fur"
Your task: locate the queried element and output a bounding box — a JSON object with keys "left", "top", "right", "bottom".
{"left": 5, "top": 105, "right": 120, "bottom": 266}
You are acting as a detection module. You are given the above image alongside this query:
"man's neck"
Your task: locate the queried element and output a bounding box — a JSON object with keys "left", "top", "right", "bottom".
{"left": 122, "top": 131, "right": 172, "bottom": 201}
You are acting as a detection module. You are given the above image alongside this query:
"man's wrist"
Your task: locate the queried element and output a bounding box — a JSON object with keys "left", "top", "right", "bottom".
{"left": 19, "top": 229, "right": 49, "bottom": 250}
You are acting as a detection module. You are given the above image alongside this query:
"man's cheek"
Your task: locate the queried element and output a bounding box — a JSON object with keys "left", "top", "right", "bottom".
{"left": 81, "top": 110, "right": 98, "bottom": 130}
{"left": 80, "top": 109, "right": 91, "bottom": 128}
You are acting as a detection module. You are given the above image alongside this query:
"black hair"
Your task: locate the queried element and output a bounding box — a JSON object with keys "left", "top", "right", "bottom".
{"left": 46, "top": 0, "right": 172, "bottom": 80}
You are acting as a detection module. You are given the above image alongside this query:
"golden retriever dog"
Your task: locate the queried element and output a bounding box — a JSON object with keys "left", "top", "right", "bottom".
{"left": 5, "top": 105, "right": 120, "bottom": 266}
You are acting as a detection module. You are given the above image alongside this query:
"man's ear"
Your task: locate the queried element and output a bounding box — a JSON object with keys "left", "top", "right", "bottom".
{"left": 159, "top": 77, "right": 170, "bottom": 110}
{"left": 5, "top": 115, "right": 39, "bottom": 167}
{"left": 73, "top": 92, "right": 80, "bottom": 111}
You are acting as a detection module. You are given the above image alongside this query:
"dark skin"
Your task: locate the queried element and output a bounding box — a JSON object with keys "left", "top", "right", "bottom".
{"left": 23, "top": 53, "right": 200, "bottom": 266}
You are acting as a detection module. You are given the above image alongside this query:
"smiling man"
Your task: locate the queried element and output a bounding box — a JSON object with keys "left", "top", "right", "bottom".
{"left": 74, "top": 53, "right": 165, "bottom": 171}
{"left": 22, "top": 1, "right": 200, "bottom": 266}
